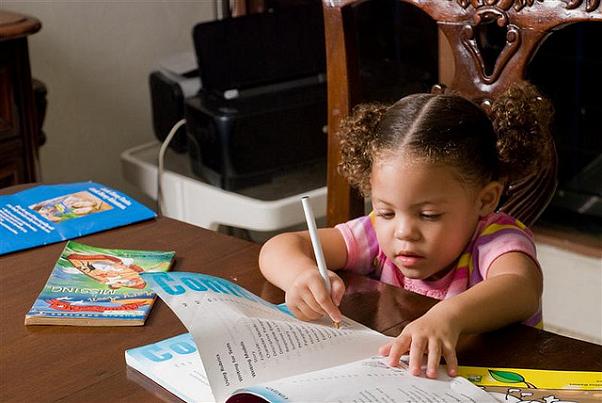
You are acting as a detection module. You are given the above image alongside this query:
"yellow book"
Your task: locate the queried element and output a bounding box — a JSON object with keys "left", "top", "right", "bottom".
{"left": 458, "top": 366, "right": 602, "bottom": 390}
{"left": 457, "top": 366, "right": 602, "bottom": 403}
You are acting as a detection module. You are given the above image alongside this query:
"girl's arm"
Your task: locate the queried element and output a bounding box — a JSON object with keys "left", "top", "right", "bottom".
{"left": 380, "top": 251, "right": 542, "bottom": 378}
{"left": 440, "top": 252, "right": 542, "bottom": 333}
{"left": 259, "top": 228, "right": 348, "bottom": 322}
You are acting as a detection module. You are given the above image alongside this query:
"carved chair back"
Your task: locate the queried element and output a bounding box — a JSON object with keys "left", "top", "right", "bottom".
{"left": 322, "top": 0, "right": 601, "bottom": 227}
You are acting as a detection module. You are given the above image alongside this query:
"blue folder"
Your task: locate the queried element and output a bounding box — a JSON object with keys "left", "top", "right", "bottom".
{"left": 0, "top": 182, "right": 156, "bottom": 255}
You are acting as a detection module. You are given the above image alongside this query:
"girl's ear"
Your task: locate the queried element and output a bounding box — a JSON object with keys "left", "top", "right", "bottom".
{"left": 477, "top": 181, "right": 504, "bottom": 216}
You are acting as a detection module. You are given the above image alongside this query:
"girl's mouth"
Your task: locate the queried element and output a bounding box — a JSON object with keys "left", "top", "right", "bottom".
{"left": 396, "top": 252, "right": 424, "bottom": 267}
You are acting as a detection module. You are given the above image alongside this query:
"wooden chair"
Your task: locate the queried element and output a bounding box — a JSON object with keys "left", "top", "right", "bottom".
{"left": 322, "top": 0, "right": 601, "bottom": 227}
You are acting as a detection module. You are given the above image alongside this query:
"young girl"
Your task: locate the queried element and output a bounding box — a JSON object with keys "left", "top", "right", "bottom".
{"left": 259, "top": 82, "right": 553, "bottom": 379}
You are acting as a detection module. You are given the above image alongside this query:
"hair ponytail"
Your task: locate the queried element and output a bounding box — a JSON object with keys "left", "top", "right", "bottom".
{"left": 490, "top": 82, "right": 555, "bottom": 185}
{"left": 337, "top": 103, "right": 389, "bottom": 195}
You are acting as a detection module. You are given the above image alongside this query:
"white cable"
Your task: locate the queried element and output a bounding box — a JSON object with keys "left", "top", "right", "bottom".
{"left": 157, "top": 118, "right": 186, "bottom": 215}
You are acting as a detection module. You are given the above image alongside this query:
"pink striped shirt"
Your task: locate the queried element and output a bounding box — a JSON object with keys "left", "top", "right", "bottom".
{"left": 335, "top": 212, "right": 542, "bottom": 328}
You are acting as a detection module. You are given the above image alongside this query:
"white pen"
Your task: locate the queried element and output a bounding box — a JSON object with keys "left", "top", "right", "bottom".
{"left": 301, "top": 196, "right": 340, "bottom": 328}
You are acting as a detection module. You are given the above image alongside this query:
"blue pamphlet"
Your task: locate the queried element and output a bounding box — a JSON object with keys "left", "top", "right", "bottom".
{"left": 0, "top": 182, "right": 156, "bottom": 255}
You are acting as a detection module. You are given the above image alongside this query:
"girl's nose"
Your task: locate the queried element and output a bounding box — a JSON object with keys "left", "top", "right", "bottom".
{"left": 394, "top": 219, "right": 420, "bottom": 241}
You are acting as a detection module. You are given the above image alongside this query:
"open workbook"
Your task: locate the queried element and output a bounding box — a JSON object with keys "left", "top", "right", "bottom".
{"left": 126, "top": 272, "right": 497, "bottom": 402}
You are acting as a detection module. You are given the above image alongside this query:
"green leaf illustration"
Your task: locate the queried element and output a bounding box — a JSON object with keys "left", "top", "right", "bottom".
{"left": 488, "top": 369, "right": 525, "bottom": 384}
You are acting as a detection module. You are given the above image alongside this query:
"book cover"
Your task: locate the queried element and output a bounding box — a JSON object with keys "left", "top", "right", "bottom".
{"left": 0, "top": 181, "right": 157, "bottom": 255}
{"left": 126, "top": 333, "right": 215, "bottom": 403}
{"left": 25, "top": 241, "right": 175, "bottom": 326}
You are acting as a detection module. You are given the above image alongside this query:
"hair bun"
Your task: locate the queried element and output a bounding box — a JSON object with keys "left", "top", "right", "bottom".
{"left": 491, "top": 82, "right": 554, "bottom": 183}
{"left": 337, "top": 103, "right": 389, "bottom": 195}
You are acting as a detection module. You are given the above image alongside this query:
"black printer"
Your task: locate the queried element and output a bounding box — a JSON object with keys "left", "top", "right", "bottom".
{"left": 185, "top": 5, "right": 327, "bottom": 190}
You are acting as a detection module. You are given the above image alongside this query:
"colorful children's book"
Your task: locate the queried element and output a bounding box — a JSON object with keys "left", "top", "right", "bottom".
{"left": 458, "top": 366, "right": 602, "bottom": 403}
{"left": 126, "top": 271, "right": 498, "bottom": 403}
{"left": 0, "top": 181, "right": 156, "bottom": 255}
{"left": 25, "top": 241, "right": 175, "bottom": 326}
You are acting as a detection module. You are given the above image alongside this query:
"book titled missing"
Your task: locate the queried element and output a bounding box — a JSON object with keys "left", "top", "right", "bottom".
{"left": 25, "top": 241, "right": 175, "bottom": 326}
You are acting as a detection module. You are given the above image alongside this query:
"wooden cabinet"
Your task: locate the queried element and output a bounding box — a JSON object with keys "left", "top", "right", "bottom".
{"left": 0, "top": 10, "right": 41, "bottom": 187}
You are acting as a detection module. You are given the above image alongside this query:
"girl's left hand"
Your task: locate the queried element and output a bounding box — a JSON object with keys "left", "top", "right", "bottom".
{"left": 378, "top": 309, "right": 460, "bottom": 379}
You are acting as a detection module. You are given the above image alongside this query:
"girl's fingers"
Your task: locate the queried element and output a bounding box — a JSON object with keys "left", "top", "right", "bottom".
{"left": 386, "top": 334, "right": 412, "bottom": 367}
{"left": 426, "top": 340, "right": 441, "bottom": 379}
{"left": 308, "top": 278, "right": 343, "bottom": 323}
{"left": 288, "top": 271, "right": 345, "bottom": 324}
{"left": 442, "top": 343, "right": 458, "bottom": 377}
{"left": 298, "top": 287, "right": 325, "bottom": 316}
{"left": 408, "top": 337, "right": 427, "bottom": 376}
{"left": 288, "top": 305, "right": 308, "bottom": 321}
{"left": 296, "top": 301, "right": 322, "bottom": 321}
{"left": 287, "top": 291, "right": 320, "bottom": 321}
{"left": 330, "top": 276, "right": 346, "bottom": 307}
{"left": 378, "top": 341, "right": 393, "bottom": 356}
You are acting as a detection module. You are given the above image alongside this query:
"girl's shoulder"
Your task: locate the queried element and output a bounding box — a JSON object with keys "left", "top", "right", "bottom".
{"left": 469, "top": 212, "right": 540, "bottom": 283}
{"left": 477, "top": 211, "right": 533, "bottom": 239}
{"left": 334, "top": 213, "right": 378, "bottom": 250}
{"left": 335, "top": 213, "right": 374, "bottom": 234}
{"left": 334, "top": 214, "right": 381, "bottom": 275}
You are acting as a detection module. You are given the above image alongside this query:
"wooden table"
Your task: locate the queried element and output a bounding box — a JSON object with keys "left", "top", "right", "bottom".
{"left": 1, "top": 192, "right": 601, "bottom": 401}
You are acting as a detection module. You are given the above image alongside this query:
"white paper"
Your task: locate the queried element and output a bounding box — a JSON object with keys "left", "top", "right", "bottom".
{"left": 233, "top": 356, "right": 496, "bottom": 403}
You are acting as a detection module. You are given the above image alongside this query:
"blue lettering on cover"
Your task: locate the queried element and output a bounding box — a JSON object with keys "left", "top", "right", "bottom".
{"left": 154, "top": 273, "right": 185, "bottom": 295}
{"left": 170, "top": 341, "right": 197, "bottom": 355}
{"left": 141, "top": 345, "right": 172, "bottom": 362}
{"left": 182, "top": 277, "right": 209, "bottom": 292}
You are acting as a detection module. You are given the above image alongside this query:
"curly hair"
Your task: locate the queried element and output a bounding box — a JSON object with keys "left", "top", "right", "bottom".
{"left": 337, "top": 81, "right": 554, "bottom": 197}
{"left": 491, "top": 82, "right": 555, "bottom": 183}
{"left": 337, "top": 103, "right": 389, "bottom": 195}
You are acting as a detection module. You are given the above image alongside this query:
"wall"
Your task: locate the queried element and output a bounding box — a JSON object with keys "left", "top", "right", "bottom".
{"left": 3, "top": 1, "right": 215, "bottom": 204}
{"left": 537, "top": 243, "right": 602, "bottom": 345}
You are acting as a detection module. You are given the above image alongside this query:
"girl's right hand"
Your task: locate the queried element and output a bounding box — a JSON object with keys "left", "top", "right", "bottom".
{"left": 285, "top": 269, "right": 345, "bottom": 323}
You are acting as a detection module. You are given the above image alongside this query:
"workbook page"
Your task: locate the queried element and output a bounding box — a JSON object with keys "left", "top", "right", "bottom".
{"left": 229, "top": 356, "right": 497, "bottom": 403}
{"left": 144, "top": 272, "right": 391, "bottom": 402}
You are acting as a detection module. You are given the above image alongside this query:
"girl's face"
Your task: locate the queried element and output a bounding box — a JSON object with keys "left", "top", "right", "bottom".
{"left": 370, "top": 154, "right": 500, "bottom": 281}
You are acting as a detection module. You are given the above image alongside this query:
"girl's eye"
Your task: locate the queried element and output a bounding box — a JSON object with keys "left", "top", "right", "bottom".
{"left": 420, "top": 212, "right": 442, "bottom": 220}
{"left": 376, "top": 211, "right": 394, "bottom": 219}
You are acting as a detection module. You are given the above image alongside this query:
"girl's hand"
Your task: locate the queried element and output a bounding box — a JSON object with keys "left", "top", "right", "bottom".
{"left": 378, "top": 309, "right": 460, "bottom": 379}
{"left": 285, "top": 269, "right": 345, "bottom": 323}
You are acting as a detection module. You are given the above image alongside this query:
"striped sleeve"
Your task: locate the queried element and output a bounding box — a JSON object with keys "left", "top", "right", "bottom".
{"left": 475, "top": 215, "right": 540, "bottom": 281}
{"left": 334, "top": 215, "right": 380, "bottom": 276}
{"left": 472, "top": 214, "right": 543, "bottom": 329}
